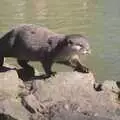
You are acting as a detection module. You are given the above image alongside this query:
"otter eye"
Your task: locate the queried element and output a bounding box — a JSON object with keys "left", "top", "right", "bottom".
{"left": 76, "top": 44, "right": 83, "bottom": 48}
{"left": 69, "top": 40, "right": 73, "bottom": 44}
{"left": 48, "top": 39, "right": 52, "bottom": 45}
{"left": 79, "top": 44, "right": 84, "bottom": 48}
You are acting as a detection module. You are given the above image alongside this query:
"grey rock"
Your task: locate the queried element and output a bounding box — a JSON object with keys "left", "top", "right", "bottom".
{"left": 0, "top": 64, "right": 120, "bottom": 120}
{"left": 102, "top": 80, "right": 120, "bottom": 93}
{"left": 41, "top": 101, "right": 112, "bottom": 120}
{"left": 51, "top": 110, "right": 112, "bottom": 120}
{"left": 0, "top": 64, "right": 25, "bottom": 98}
{"left": 32, "top": 72, "right": 120, "bottom": 120}
{"left": 0, "top": 99, "right": 30, "bottom": 120}
{"left": 0, "top": 113, "right": 17, "bottom": 120}
{"left": 0, "top": 64, "right": 30, "bottom": 120}
{"left": 21, "top": 94, "right": 44, "bottom": 114}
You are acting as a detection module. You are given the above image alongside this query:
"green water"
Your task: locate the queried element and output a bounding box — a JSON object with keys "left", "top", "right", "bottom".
{"left": 0, "top": 0, "right": 120, "bottom": 82}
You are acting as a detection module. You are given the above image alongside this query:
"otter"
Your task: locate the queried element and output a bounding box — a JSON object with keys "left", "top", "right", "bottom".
{"left": 0, "top": 24, "right": 91, "bottom": 78}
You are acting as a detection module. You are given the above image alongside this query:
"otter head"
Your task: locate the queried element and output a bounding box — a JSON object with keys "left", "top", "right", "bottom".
{"left": 49, "top": 34, "right": 91, "bottom": 63}
{"left": 65, "top": 34, "right": 91, "bottom": 55}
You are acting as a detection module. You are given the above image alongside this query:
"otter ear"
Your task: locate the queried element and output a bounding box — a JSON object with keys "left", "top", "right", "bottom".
{"left": 68, "top": 39, "right": 73, "bottom": 45}
{"left": 64, "top": 35, "right": 75, "bottom": 45}
{"left": 48, "top": 35, "right": 67, "bottom": 47}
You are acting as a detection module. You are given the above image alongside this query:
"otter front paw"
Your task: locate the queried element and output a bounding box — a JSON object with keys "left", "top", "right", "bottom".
{"left": 42, "top": 71, "right": 57, "bottom": 80}
{"left": 50, "top": 71, "right": 57, "bottom": 76}
{"left": 74, "top": 66, "right": 89, "bottom": 73}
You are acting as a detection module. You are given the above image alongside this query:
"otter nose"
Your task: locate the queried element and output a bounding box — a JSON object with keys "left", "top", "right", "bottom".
{"left": 83, "top": 49, "right": 91, "bottom": 55}
{"left": 87, "top": 50, "right": 91, "bottom": 54}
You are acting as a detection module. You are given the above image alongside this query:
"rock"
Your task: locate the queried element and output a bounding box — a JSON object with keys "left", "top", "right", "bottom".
{"left": 51, "top": 108, "right": 112, "bottom": 120}
{"left": 101, "top": 80, "right": 120, "bottom": 105}
{"left": 51, "top": 111, "right": 112, "bottom": 120}
{"left": 32, "top": 72, "right": 120, "bottom": 120}
{"left": 39, "top": 101, "right": 112, "bottom": 120}
{"left": 0, "top": 114, "right": 17, "bottom": 120}
{"left": 21, "top": 94, "right": 44, "bottom": 114}
{"left": 0, "top": 65, "right": 25, "bottom": 98}
{"left": 0, "top": 64, "right": 30, "bottom": 120}
{"left": 32, "top": 72, "right": 95, "bottom": 103}
{"left": 102, "top": 80, "right": 120, "bottom": 93}
{"left": 0, "top": 64, "right": 120, "bottom": 120}
{"left": 0, "top": 99, "right": 30, "bottom": 120}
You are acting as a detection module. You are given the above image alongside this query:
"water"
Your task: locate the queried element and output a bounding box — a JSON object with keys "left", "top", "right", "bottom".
{"left": 0, "top": 0, "right": 120, "bottom": 82}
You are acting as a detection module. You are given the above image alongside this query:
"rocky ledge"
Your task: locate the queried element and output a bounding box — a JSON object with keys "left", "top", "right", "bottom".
{"left": 0, "top": 64, "right": 120, "bottom": 120}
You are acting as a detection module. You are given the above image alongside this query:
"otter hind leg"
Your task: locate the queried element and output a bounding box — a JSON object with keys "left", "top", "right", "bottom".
{"left": 0, "top": 56, "right": 4, "bottom": 67}
{"left": 0, "top": 56, "right": 9, "bottom": 72}
{"left": 17, "top": 59, "right": 35, "bottom": 76}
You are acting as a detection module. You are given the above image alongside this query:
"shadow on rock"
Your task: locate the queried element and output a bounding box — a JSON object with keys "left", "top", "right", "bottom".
{"left": 0, "top": 66, "right": 15, "bottom": 72}
{"left": 116, "top": 81, "right": 120, "bottom": 89}
{"left": 30, "top": 101, "right": 113, "bottom": 120}
{"left": 16, "top": 68, "right": 48, "bottom": 82}
{"left": 0, "top": 114, "right": 17, "bottom": 120}
{"left": 31, "top": 74, "right": 54, "bottom": 80}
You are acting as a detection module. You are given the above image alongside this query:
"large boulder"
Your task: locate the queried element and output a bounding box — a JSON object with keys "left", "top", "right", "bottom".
{"left": 0, "top": 99, "right": 30, "bottom": 120}
{"left": 0, "top": 64, "right": 120, "bottom": 120}
{"left": 0, "top": 64, "right": 24, "bottom": 98}
{"left": 31, "top": 72, "right": 120, "bottom": 120}
{"left": 0, "top": 64, "right": 30, "bottom": 120}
